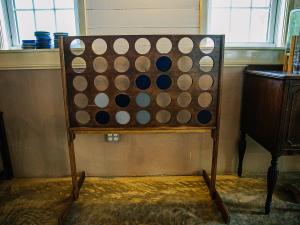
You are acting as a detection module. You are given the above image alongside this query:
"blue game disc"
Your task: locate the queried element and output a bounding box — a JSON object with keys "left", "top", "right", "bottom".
{"left": 22, "top": 40, "right": 36, "bottom": 44}
{"left": 35, "top": 31, "right": 50, "bottom": 36}
{"left": 54, "top": 32, "right": 68, "bottom": 36}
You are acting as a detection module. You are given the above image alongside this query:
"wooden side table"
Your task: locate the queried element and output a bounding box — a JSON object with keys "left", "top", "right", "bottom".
{"left": 238, "top": 65, "right": 300, "bottom": 214}
{"left": 0, "top": 112, "right": 13, "bottom": 180}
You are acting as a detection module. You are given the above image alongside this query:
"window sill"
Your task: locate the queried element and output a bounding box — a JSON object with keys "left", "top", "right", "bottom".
{"left": 0, "top": 47, "right": 285, "bottom": 70}
{"left": 225, "top": 46, "right": 285, "bottom": 51}
{"left": 0, "top": 48, "right": 59, "bottom": 53}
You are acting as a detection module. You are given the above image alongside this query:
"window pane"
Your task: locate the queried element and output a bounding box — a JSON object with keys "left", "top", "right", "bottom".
{"left": 249, "top": 9, "right": 269, "bottom": 42}
{"left": 56, "top": 10, "right": 76, "bottom": 35}
{"left": 211, "top": 0, "right": 231, "bottom": 8}
{"left": 229, "top": 9, "right": 251, "bottom": 42}
{"left": 15, "top": 0, "right": 33, "bottom": 9}
{"left": 16, "top": 11, "right": 35, "bottom": 40}
{"left": 35, "top": 10, "right": 56, "bottom": 33}
{"left": 34, "top": 0, "right": 53, "bottom": 9}
{"left": 55, "top": 0, "right": 74, "bottom": 9}
{"left": 231, "top": 0, "right": 251, "bottom": 7}
{"left": 210, "top": 8, "right": 230, "bottom": 35}
{"left": 252, "top": 0, "right": 271, "bottom": 7}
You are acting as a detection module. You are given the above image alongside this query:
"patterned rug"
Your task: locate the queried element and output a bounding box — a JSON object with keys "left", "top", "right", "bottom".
{"left": 0, "top": 175, "right": 299, "bottom": 225}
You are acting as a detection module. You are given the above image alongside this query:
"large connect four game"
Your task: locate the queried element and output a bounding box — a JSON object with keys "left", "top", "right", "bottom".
{"left": 60, "top": 35, "right": 224, "bottom": 130}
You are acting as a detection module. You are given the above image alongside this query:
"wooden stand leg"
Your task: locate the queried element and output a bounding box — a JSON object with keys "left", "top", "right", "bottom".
{"left": 58, "top": 131, "right": 86, "bottom": 225}
{"left": 265, "top": 155, "right": 279, "bottom": 214}
{"left": 69, "top": 131, "right": 79, "bottom": 200}
{"left": 202, "top": 129, "right": 230, "bottom": 224}
{"left": 237, "top": 130, "right": 246, "bottom": 177}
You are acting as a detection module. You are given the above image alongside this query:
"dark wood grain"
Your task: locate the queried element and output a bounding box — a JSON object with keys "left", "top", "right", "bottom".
{"left": 61, "top": 35, "right": 224, "bottom": 130}
{"left": 238, "top": 65, "right": 300, "bottom": 214}
{"left": 241, "top": 74, "right": 285, "bottom": 154}
{"left": 265, "top": 155, "right": 279, "bottom": 214}
{"left": 281, "top": 80, "right": 300, "bottom": 153}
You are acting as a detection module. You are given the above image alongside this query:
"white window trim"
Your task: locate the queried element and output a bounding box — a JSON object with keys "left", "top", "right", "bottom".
{"left": 201, "top": 0, "right": 290, "bottom": 48}
{"left": 3, "top": 0, "right": 81, "bottom": 46}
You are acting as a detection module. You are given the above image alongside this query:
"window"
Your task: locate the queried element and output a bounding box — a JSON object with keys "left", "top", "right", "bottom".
{"left": 207, "top": 0, "right": 279, "bottom": 45}
{"left": 5, "top": 0, "right": 79, "bottom": 46}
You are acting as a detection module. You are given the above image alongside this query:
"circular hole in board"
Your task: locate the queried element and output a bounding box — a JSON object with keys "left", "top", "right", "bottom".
{"left": 135, "top": 38, "right": 151, "bottom": 54}
{"left": 113, "top": 38, "right": 129, "bottom": 54}
{"left": 156, "top": 110, "right": 171, "bottom": 124}
{"left": 75, "top": 110, "right": 90, "bottom": 124}
{"left": 115, "top": 94, "right": 130, "bottom": 107}
{"left": 136, "top": 92, "right": 151, "bottom": 108}
{"left": 197, "top": 110, "right": 212, "bottom": 124}
{"left": 94, "top": 75, "right": 109, "bottom": 91}
{"left": 93, "top": 57, "right": 108, "bottom": 73}
{"left": 177, "top": 56, "right": 193, "bottom": 73}
{"left": 114, "top": 75, "right": 130, "bottom": 91}
{"left": 156, "top": 74, "right": 172, "bottom": 90}
{"left": 95, "top": 111, "right": 110, "bottom": 124}
{"left": 73, "top": 76, "right": 88, "bottom": 91}
{"left": 176, "top": 110, "right": 191, "bottom": 124}
{"left": 199, "top": 74, "right": 214, "bottom": 90}
{"left": 94, "top": 93, "right": 109, "bottom": 108}
{"left": 177, "top": 74, "right": 193, "bottom": 91}
{"left": 72, "top": 57, "right": 86, "bottom": 73}
{"left": 156, "top": 56, "right": 172, "bottom": 72}
{"left": 74, "top": 93, "right": 89, "bottom": 108}
{"left": 199, "top": 56, "right": 214, "bottom": 73}
{"left": 156, "top": 37, "right": 172, "bottom": 54}
{"left": 156, "top": 92, "right": 171, "bottom": 107}
{"left": 177, "top": 92, "right": 192, "bottom": 108}
{"left": 178, "top": 37, "right": 194, "bottom": 54}
{"left": 199, "top": 37, "right": 215, "bottom": 54}
{"left": 136, "top": 110, "right": 151, "bottom": 125}
{"left": 198, "top": 92, "right": 213, "bottom": 108}
{"left": 92, "top": 38, "right": 107, "bottom": 55}
{"left": 70, "top": 39, "right": 85, "bottom": 56}
{"left": 135, "top": 56, "right": 151, "bottom": 72}
{"left": 135, "top": 74, "right": 151, "bottom": 90}
{"left": 115, "top": 111, "right": 131, "bottom": 125}
{"left": 114, "top": 56, "right": 130, "bottom": 73}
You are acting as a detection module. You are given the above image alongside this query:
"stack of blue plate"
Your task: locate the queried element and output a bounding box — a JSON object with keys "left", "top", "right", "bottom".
{"left": 35, "top": 31, "right": 51, "bottom": 49}
{"left": 53, "top": 32, "right": 68, "bottom": 48}
{"left": 22, "top": 40, "right": 36, "bottom": 49}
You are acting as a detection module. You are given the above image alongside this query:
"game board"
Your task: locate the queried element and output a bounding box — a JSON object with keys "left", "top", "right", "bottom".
{"left": 59, "top": 35, "right": 229, "bottom": 224}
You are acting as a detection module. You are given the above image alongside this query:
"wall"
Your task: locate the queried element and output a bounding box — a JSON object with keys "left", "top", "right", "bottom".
{"left": 85, "top": 0, "right": 200, "bottom": 35}
{"left": 0, "top": 66, "right": 299, "bottom": 178}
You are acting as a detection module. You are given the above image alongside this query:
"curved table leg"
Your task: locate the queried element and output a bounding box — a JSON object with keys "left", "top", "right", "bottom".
{"left": 265, "top": 155, "right": 279, "bottom": 214}
{"left": 237, "top": 130, "right": 246, "bottom": 177}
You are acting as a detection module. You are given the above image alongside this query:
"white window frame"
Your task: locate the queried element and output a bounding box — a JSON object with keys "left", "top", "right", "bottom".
{"left": 3, "top": 0, "right": 80, "bottom": 46}
{"left": 202, "top": 0, "right": 289, "bottom": 47}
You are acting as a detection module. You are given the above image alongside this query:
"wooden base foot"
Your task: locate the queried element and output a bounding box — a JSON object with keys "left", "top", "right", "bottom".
{"left": 58, "top": 171, "right": 86, "bottom": 225}
{"left": 203, "top": 170, "right": 230, "bottom": 224}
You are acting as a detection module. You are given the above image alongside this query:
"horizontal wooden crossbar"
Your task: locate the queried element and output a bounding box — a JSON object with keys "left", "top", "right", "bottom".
{"left": 70, "top": 126, "right": 214, "bottom": 134}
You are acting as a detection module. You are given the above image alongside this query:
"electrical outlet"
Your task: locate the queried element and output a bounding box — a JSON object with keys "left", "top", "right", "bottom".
{"left": 105, "top": 133, "right": 120, "bottom": 142}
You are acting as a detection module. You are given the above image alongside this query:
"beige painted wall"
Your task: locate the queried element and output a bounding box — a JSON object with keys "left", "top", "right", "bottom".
{"left": 0, "top": 67, "right": 299, "bottom": 178}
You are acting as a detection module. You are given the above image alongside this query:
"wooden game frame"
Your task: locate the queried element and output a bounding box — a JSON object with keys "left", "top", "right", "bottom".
{"left": 59, "top": 35, "right": 230, "bottom": 224}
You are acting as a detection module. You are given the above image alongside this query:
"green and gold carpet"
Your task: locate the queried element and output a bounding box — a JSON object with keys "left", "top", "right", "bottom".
{"left": 0, "top": 175, "right": 299, "bottom": 225}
